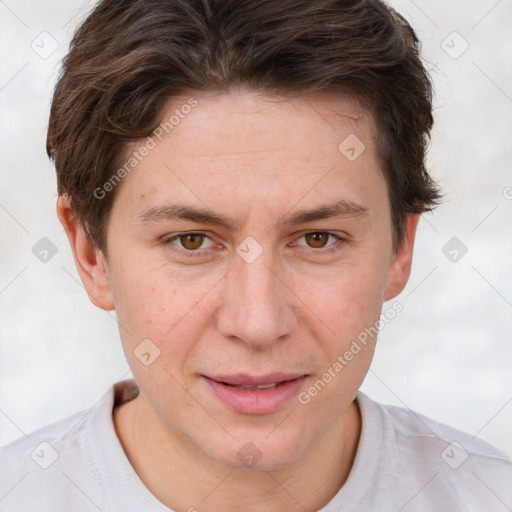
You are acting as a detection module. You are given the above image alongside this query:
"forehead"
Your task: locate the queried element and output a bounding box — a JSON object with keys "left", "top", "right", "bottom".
{"left": 114, "top": 89, "right": 385, "bottom": 218}
{"left": 162, "top": 89, "right": 375, "bottom": 158}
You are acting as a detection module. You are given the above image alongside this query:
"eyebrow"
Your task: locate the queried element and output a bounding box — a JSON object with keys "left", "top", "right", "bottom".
{"left": 281, "top": 199, "right": 369, "bottom": 225}
{"left": 137, "top": 204, "right": 237, "bottom": 230}
{"left": 136, "top": 199, "right": 369, "bottom": 230}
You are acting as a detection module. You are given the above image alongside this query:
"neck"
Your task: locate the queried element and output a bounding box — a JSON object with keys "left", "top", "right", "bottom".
{"left": 114, "top": 391, "right": 361, "bottom": 512}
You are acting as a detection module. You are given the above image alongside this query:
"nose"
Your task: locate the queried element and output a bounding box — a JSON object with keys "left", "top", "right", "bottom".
{"left": 216, "top": 248, "right": 298, "bottom": 349}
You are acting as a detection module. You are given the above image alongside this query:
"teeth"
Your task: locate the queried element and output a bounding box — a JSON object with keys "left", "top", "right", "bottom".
{"left": 255, "top": 383, "right": 278, "bottom": 389}
{"left": 232, "top": 382, "right": 279, "bottom": 390}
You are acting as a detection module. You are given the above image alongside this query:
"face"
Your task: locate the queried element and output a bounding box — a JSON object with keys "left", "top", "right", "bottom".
{"left": 72, "top": 89, "right": 415, "bottom": 471}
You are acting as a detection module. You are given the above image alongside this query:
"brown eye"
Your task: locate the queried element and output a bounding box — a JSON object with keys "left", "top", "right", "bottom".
{"left": 179, "top": 233, "right": 204, "bottom": 250}
{"left": 305, "top": 232, "right": 329, "bottom": 248}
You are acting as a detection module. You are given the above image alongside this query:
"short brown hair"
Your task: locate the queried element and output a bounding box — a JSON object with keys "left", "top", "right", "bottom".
{"left": 47, "top": 0, "right": 441, "bottom": 254}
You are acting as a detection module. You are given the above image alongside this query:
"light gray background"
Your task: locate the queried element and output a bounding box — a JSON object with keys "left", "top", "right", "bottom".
{"left": 1, "top": 0, "right": 511, "bottom": 457}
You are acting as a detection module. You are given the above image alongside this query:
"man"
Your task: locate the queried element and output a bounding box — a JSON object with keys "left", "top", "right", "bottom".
{"left": 1, "top": 0, "right": 511, "bottom": 510}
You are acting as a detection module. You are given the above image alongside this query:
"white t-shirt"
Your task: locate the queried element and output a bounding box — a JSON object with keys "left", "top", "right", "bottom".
{"left": 1, "top": 379, "right": 511, "bottom": 511}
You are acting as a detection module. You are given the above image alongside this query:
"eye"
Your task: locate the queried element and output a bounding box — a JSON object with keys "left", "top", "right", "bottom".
{"left": 163, "top": 232, "right": 216, "bottom": 253}
{"left": 304, "top": 232, "right": 330, "bottom": 248}
{"left": 176, "top": 233, "right": 206, "bottom": 250}
{"left": 296, "top": 231, "right": 342, "bottom": 250}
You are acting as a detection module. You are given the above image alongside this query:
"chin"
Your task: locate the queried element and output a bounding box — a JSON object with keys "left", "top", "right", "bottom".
{"left": 198, "top": 429, "right": 311, "bottom": 472}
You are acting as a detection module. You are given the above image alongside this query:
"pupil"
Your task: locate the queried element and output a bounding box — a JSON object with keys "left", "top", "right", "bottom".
{"left": 306, "top": 232, "right": 327, "bottom": 248}
{"left": 181, "top": 234, "right": 203, "bottom": 250}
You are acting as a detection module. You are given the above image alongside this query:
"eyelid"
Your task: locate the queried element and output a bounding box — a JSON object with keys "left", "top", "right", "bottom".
{"left": 161, "top": 230, "right": 349, "bottom": 258}
{"left": 161, "top": 231, "right": 217, "bottom": 257}
{"left": 291, "top": 231, "right": 347, "bottom": 249}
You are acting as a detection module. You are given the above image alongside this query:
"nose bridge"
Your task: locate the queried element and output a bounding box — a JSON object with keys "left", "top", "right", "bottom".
{"left": 239, "top": 251, "right": 278, "bottom": 310}
{"left": 218, "top": 246, "right": 296, "bottom": 347}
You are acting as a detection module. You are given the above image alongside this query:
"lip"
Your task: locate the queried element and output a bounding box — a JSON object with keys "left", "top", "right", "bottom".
{"left": 202, "top": 374, "right": 308, "bottom": 415}
{"left": 206, "top": 373, "right": 306, "bottom": 386}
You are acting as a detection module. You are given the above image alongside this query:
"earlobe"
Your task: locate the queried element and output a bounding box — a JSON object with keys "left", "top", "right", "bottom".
{"left": 57, "top": 195, "right": 115, "bottom": 311}
{"left": 384, "top": 214, "right": 420, "bottom": 301}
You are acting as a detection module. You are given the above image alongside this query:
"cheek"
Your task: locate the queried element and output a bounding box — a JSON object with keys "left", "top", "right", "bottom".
{"left": 109, "top": 252, "right": 225, "bottom": 359}
{"left": 294, "top": 260, "right": 387, "bottom": 416}
{"left": 300, "top": 253, "right": 389, "bottom": 343}
{"left": 110, "top": 266, "right": 213, "bottom": 401}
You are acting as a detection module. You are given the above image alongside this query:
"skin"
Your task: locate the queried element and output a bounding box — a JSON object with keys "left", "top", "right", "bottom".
{"left": 58, "top": 88, "right": 418, "bottom": 512}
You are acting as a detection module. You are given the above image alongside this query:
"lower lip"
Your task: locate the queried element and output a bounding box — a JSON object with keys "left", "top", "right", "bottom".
{"left": 204, "top": 376, "right": 307, "bottom": 415}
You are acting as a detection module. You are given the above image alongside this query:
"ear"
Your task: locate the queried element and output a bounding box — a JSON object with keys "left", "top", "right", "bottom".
{"left": 384, "top": 214, "right": 420, "bottom": 301}
{"left": 57, "top": 195, "right": 115, "bottom": 311}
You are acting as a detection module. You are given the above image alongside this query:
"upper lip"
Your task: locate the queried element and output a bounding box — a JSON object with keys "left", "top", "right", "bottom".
{"left": 204, "top": 373, "right": 307, "bottom": 386}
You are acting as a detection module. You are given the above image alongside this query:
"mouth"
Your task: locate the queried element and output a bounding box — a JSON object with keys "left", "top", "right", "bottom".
{"left": 225, "top": 382, "right": 286, "bottom": 391}
{"left": 206, "top": 373, "right": 306, "bottom": 388}
{"left": 202, "top": 373, "right": 308, "bottom": 414}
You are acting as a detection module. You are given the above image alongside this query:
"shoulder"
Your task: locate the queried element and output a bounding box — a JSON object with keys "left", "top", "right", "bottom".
{"left": 0, "top": 395, "right": 111, "bottom": 511}
{"left": 0, "top": 406, "right": 90, "bottom": 469}
{"left": 356, "top": 392, "right": 512, "bottom": 510}
{"left": 373, "top": 395, "right": 511, "bottom": 465}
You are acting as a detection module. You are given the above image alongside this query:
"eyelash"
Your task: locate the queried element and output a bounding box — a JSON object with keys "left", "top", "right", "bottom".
{"left": 161, "top": 231, "right": 347, "bottom": 259}
{"left": 161, "top": 232, "right": 217, "bottom": 259}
